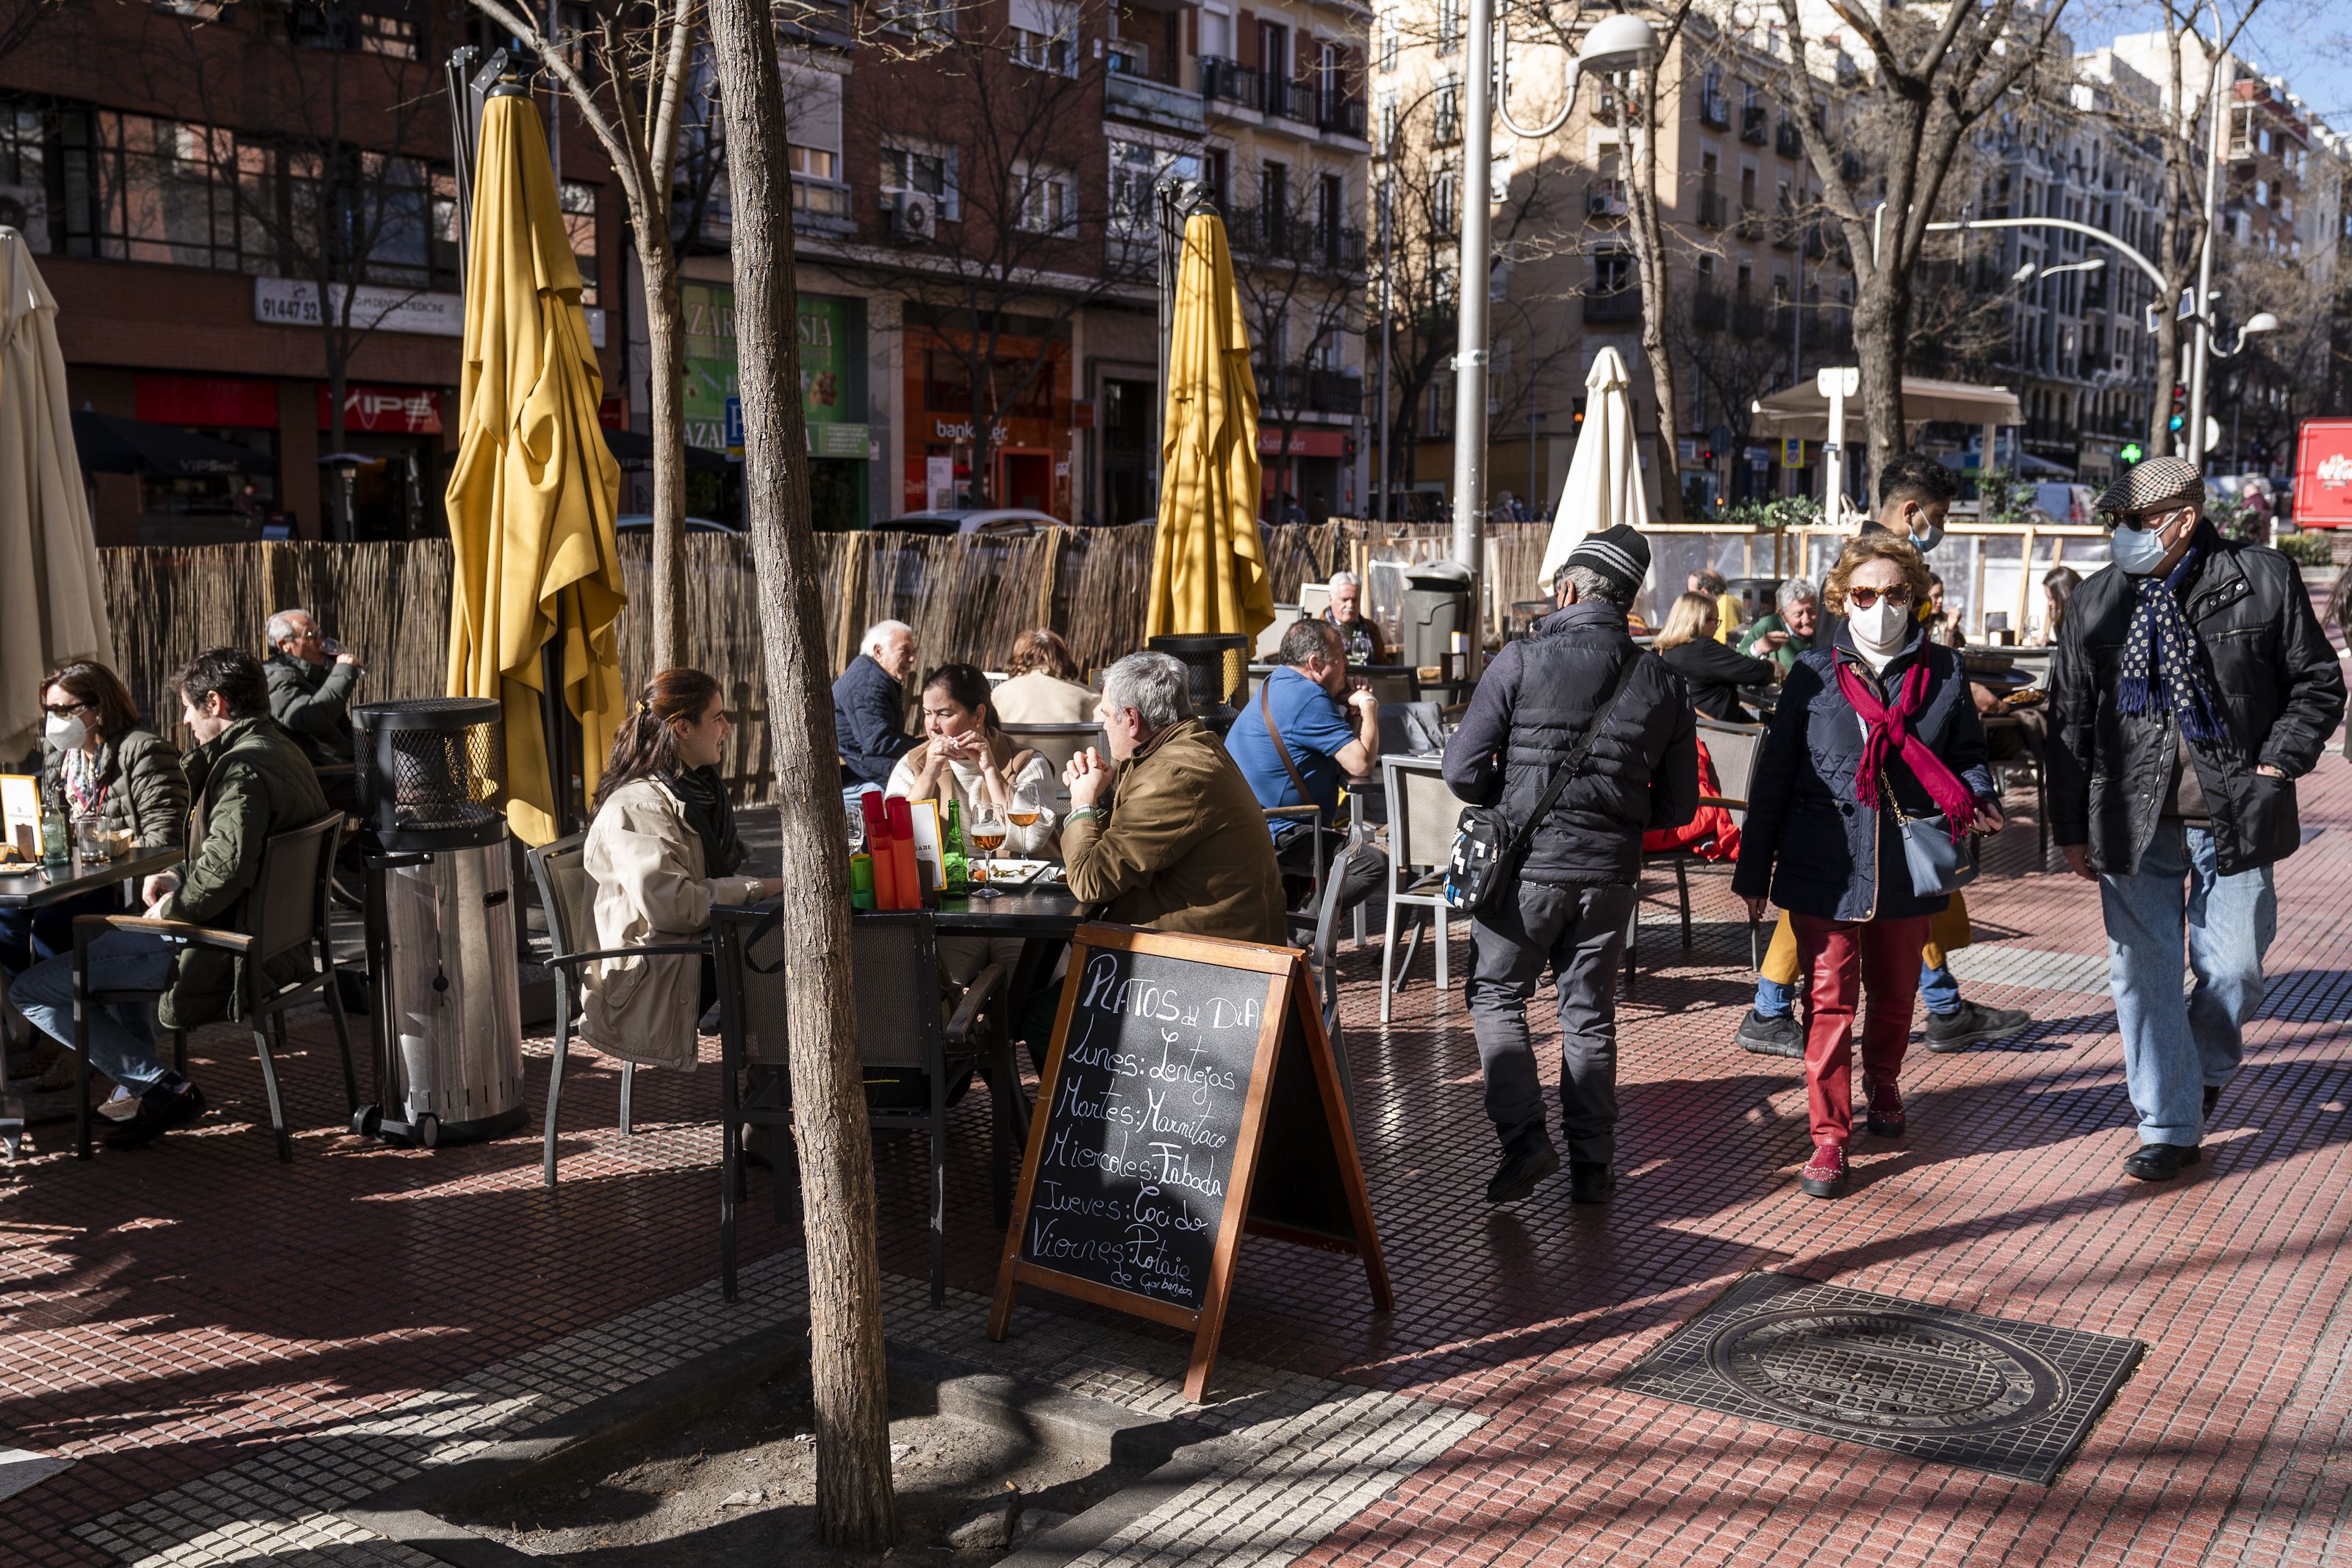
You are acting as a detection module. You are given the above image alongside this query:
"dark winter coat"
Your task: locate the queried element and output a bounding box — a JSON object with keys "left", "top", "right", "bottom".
{"left": 831, "top": 654, "right": 917, "bottom": 788}
{"left": 1660, "top": 638, "right": 1779, "bottom": 723}
{"left": 1732, "top": 623, "right": 1995, "bottom": 924}
{"left": 39, "top": 730, "right": 189, "bottom": 849}
{"left": 1441, "top": 601, "right": 1699, "bottom": 889}
{"left": 265, "top": 650, "right": 359, "bottom": 766}
{"left": 2046, "top": 529, "right": 2344, "bottom": 877}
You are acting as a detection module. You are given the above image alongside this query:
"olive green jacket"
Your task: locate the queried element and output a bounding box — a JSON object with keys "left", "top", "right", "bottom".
{"left": 40, "top": 730, "right": 190, "bottom": 849}
{"left": 152, "top": 716, "right": 330, "bottom": 1029}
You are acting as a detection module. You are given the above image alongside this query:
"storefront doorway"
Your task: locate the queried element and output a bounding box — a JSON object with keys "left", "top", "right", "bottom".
{"left": 997, "top": 450, "right": 1053, "bottom": 514}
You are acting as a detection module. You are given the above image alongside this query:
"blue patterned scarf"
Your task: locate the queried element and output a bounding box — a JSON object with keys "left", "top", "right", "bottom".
{"left": 2115, "top": 536, "right": 2229, "bottom": 745}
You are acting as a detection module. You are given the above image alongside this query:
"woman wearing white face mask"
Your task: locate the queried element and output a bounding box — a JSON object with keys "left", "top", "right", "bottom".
{"left": 1732, "top": 537, "right": 2003, "bottom": 1198}
{"left": 4, "top": 663, "right": 189, "bottom": 1086}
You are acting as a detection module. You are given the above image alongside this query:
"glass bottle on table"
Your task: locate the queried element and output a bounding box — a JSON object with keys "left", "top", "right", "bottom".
{"left": 942, "top": 799, "right": 972, "bottom": 896}
{"left": 967, "top": 803, "right": 1007, "bottom": 899}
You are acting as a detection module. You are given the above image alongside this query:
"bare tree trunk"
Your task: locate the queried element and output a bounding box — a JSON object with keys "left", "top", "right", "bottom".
{"left": 641, "top": 234, "right": 690, "bottom": 668}
{"left": 326, "top": 354, "right": 351, "bottom": 542}
{"left": 2149, "top": 306, "right": 2184, "bottom": 457}
{"left": 1853, "top": 278, "right": 1908, "bottom": 484}
{"left": 703, "top": 0, "right": 899, "bottom": 1548}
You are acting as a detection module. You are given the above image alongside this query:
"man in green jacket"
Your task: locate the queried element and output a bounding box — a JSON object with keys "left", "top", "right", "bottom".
{"left": 12, "top": 649, "right": 329, "bottom": 1148}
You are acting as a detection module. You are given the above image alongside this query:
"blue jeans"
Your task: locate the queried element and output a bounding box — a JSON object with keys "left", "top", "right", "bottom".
{"left": 0, "top": 888, "right": 125, "bottom": 977}
{"left": 2099, "top": 821, "right": 2275, "bottom": 1148}
{"left": 1759, "top": 960, "right": 1961, "bottom": 1018}
{"left": 11, "top": 930, "right": 173, "bottom": 1094}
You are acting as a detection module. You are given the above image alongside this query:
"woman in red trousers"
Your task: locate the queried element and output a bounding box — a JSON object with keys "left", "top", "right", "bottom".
{"left": 1732, "top": 535, "right": 2003, "bottom": 1196}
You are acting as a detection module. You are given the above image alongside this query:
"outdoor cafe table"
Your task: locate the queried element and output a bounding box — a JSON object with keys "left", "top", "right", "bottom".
{"left": 0, "top": 846, "right": 184, "bottom": 1158}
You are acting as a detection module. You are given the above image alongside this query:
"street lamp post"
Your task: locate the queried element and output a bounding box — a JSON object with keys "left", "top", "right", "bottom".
{"left": 2185, "top": 4, "right": 2230, "bottom": 467}
{"left": 1447, "top": 9, "right": 1657, "bottom": 630}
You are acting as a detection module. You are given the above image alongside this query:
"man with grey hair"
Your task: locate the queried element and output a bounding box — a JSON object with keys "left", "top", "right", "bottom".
{"left": 1061, "top": 651, "right": 1286, "bottom": 943}
{"left": 1735, "top": 576, "right": 1822, "bottom": 677}
{"left": 1445, "top": 524, "right": 1698, "bottom": 1207}
{"left": 264, "top": 608, "right": 362, "bottom": 766}
{"left": 1323, "top": 571, "right": 1388, "bottom": 664}
{"left": 832, "top": 619, "right": 919, "bottom": 810}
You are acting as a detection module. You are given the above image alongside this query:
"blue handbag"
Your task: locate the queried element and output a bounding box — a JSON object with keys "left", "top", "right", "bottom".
{"left": 1885, "top": 780, "right": 1979, "bottom": 898}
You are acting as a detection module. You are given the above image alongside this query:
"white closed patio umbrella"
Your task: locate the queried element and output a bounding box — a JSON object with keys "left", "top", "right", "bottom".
{"left": 1536, "top": 346, "right": 1654, "bottom": 618}
{"left": 0, "top": 227, "right": 111, "bottom": 760}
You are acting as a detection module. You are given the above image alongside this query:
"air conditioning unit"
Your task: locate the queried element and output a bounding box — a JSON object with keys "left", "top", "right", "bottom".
{"left": 0, "top": 183, "right": 47, "bottom": 252}
{"left": 888, "top": 193, "right": 936, "bottom": 243}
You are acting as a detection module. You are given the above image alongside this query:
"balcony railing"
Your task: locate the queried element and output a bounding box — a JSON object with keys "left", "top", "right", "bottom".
{"left": 1775, "top": 119, "right": 1801, "bottom": 157}
{"left": 1583, "top": 289, "right": 1642, "bottom": 323}
{"left": 1200, "top": 55, "right": 1260, "bottom": 109}
{"left": 1227, "top": 206, "right": 1365, "bottom": 272}
{"left": 1318, "top": 95, "right": 1367, "bottom": 137}
{"left": 1699, "top": 91, "right": 1728, "bottom": 129}
{"left": 1697, "top": 187, "right": 1727, "bottom": 228}
{"left": 1803, "top": 223, "right": 1826, "bottom": 260}
{"left": 1735, "top": 204, "right": 1765, "bottom": 240}
{"left": 1587, "top": 179, "right": 1628, "bottom": 217}
{"left": 1107, "top": 70, "right": 1204, "bottom": 131}
{"left": 1771, "top": 207, "right": 1799, "bottom": 249}
{"left": 1740, "top": 104, "right": 1767, "bottom": 143}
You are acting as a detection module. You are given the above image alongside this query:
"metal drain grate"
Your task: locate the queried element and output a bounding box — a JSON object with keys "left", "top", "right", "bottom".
{"left": 1612, "top": 1273, "right": 2144, "bottom": 1484}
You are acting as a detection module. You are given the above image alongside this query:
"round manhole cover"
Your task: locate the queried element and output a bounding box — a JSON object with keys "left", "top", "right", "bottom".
{"left": 1706, "top": 1308, "right": 2067, "bottom": 1434}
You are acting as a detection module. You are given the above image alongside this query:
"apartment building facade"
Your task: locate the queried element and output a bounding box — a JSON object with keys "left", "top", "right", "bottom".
{"left": 1371, "top": 8, "right": 1855, "bottom": 518}
{"left": 0, "top": 0, "right": 621, "bottom": 545}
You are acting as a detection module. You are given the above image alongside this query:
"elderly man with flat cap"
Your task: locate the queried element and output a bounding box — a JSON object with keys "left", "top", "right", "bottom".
{"left": 2048, "top": 456, "right": 2344, "bottom": 1183}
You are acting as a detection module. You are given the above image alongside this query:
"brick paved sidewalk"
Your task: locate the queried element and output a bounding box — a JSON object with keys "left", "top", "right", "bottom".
{"left": 5, "top": 755, "right": 2352, "bottom": 1568}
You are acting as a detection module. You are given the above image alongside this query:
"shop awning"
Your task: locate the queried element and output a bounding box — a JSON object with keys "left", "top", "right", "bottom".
{"left": 69, "top": 410, "right": 274, "bottom": 478}
{"left": 1749, "top": 377, "right": 2023, "bottom": 442}
{"left": 601, "top": 426, "right": 734, "bottom": 475}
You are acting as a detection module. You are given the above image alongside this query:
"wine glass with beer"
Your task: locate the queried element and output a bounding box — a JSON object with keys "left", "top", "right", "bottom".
{"left": 969, "top": 802, "right": 1008, "bottom": 899}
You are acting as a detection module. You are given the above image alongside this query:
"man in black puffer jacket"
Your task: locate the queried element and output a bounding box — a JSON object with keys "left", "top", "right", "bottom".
{"left": 2048, "top": 457, "right": 2344, "bottom": 1184}
{"left": 1443, "top": 525, "right": 1699, "bottom": 1206}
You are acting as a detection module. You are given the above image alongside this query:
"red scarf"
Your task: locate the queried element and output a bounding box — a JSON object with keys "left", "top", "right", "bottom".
{"left": 1834, "top": 655, "right": 1977, "bottom": 841}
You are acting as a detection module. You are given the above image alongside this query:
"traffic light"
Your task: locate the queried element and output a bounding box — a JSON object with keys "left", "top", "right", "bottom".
{"left": 2118, "top": 442, "right": 2144, "bottom": 464}
{"left": 2167, "top": 384, "right": 2187, "bottom": 435}
{"left": 1572, "top": 396, "right": 1588, "bottom": 429}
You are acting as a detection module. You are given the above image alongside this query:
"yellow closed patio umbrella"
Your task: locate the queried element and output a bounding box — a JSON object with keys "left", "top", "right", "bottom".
{"left": 1146, "top": 213, "right": 1275, "bottom": 646}
{"left": 445, "top": 89, "right": 625, "bottom": 846}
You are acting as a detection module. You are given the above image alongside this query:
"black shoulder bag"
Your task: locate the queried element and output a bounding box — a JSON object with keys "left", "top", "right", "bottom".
{"left": 1444, "top": 651, "right": 1644, "bottom": 914}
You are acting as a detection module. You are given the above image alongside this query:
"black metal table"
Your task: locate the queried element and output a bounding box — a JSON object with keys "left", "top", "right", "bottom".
{"left": 884, "top": 885, "right": 1086, "bottom": 938}
{"left": 0, "top": 847, "right": 182, "bottom": 1158}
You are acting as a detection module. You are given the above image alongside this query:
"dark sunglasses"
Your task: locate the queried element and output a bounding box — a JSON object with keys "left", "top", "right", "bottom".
{"left": 40, "top": 701, "right": 89, "bottom": 719}
{"left": 2111, "top": 504, "right": 2191, "bottom": 533}
{"left": 1846, "top": 586, "right": 1915, "bottom": 610}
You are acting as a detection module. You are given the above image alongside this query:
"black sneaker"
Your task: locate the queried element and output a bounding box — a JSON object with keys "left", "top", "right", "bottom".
{"left": 2123, "top": 1142, "right": 2201, "bottom": 1182}
{"left": 104, "top": 1082, "right": 206, "bottom": 1150}
{"left": 1485, "top": 1140, "right": 1560, "bottom": 1205}
{"left": 1923, "top": 1001, "right": 2031, "bottom": 1052}
{"left": 1736, "top": 1009, "right": 1804, "bottom": 1058}
{"left": 1569, "top": 1162, "right": 1616, "bottom": 1204}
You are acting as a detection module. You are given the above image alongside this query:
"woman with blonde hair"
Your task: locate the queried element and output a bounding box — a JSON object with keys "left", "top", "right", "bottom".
{"left": 1732, "top": 535, "right": 2001, "bottom": 1197}
{"left": 1653, "top": 590, "right": 1779, "bottom": 722}
{"left": 581, "top": 670, "right": 783, "bottom": 1071}
{"left": 989, "top": 630, "right": 1096, "bottom": 723}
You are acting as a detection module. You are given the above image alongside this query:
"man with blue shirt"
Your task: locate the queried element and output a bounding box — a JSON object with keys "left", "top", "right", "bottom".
{"left": 1227, "top": 619, "right": 1383, "bottom": 910}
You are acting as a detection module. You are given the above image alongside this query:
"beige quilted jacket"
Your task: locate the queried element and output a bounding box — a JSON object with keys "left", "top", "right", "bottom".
{"left": 579, "top": 776, "right": 764, "bottom": 1070}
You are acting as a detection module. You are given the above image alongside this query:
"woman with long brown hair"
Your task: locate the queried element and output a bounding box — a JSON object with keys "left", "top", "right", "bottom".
{"left": 579, "top": 670, "right": 782, "bottom": 1071}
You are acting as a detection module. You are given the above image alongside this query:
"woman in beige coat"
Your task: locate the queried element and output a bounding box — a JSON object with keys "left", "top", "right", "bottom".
{"left": 581, "top": 669, "right": 782, "bottom": 1071}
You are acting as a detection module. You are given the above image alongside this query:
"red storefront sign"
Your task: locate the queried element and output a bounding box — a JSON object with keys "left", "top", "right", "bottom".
{"left": 1256, "top": 427, "right": 1349, "bottom": 458}
{"left": 135, "top": 375, "right": 279, "bottom": 428}
{"left": 2292, "top": 418, "right": 2352, "bottom": 528}
{"left": 318, "top": 385, "right": 444, "bottom": 434}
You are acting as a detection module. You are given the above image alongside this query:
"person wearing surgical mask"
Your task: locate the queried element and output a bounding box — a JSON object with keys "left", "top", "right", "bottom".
{"left": 1732, "top": 536, "right": 2001, "bottom": 1199}
{"left": 2, "top": 663, "right": 189, "bottom": 1097}
{"left": 2047, "top": 456, "right": 2345, "bottom": 1184}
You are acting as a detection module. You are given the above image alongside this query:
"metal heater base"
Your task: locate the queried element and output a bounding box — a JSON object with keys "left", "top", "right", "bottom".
{"left": 353, "top": 1101, "right": 528, "bottom": 1149}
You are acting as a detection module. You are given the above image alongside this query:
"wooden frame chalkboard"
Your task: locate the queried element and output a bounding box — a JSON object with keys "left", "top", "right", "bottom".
{"left": 987, "top": 922, "right": 1392, "bottom": 1401}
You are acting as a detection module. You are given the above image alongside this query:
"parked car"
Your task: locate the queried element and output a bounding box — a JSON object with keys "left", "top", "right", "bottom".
{"left": 876, "top": 508, "right": 1061, "bottom": 536}
{"left": 614, "top": 514, "right": 739, "bottom": 535}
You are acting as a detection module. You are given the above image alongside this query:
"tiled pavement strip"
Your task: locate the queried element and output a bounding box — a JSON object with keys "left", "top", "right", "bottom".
{"left": 5, "top": 751, "right": 2352, "bottom": 1567}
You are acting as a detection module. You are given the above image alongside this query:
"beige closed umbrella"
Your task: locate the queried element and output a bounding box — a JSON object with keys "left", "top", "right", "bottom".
{"left": 1536, "top": 347, "right": 1654, "bottom": 619}
{"left": 0, "top": 227, "right": 111, "bottom": 761}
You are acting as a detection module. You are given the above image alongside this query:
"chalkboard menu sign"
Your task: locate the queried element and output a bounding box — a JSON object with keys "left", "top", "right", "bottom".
{"left": 989, "top": 924, "right": 1391, "bottom": 1401}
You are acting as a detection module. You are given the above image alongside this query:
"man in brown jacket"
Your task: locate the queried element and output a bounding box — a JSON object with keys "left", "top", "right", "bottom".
{"left": 1061, "top": 652, "right": 1288, "bottom": 946}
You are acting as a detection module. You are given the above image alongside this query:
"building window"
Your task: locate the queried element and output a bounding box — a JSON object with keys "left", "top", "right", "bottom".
{"left": 877, "top": 0, "right": 955, "bottom": 36}
{"left": 1433, "top": 164, "right": 1458, "bottom": 232}
{"left": 288, "top": 0, "right": 423, "bottom": 58}
{"left": 1015, "top": 164, "right": 1074, "bottom": 234}
{"left": 1009, "top": 0, "right": 1078, "bottom": 73}
{"left": 882, "top": 143, "right": 958, "bottom": 219}
{"left": 1436, "top": 0, "right": 1458, "bottom": 56}
{"left": 559, "top": 179, "right": 600, "bottom": 304}
{"left": 782, "top": 62, "right": 848, "bottom": 222}
{"left": 1434, "top": 76, "right": 1460, "bottom": 143}
{"left": 1377, "top": 8, "right": 1396, "bottom": 72}
{"left": 1376, "top": 91, "right": 1397, "bottom": 152}
{"left": 0, "top": 102, "right": 50, "bottom": 251}
{"left": 1594, "top": 249, "right": 1632, "bottom": 295}
{"left": 1108, "top": 139, "right": 1199, "bottom": 240}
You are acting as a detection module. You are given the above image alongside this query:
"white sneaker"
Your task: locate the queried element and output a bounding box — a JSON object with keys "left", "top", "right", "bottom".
{"left": 96, "top": 1087, "right": 141, "bottom": 1123}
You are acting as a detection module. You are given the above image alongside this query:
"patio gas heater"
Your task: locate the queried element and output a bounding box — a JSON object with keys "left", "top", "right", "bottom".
{"left": 351, "top": 697, "right": 526, "bottom": 1148}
